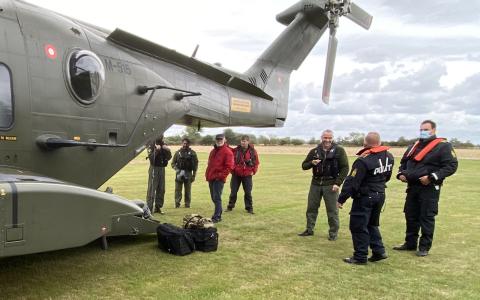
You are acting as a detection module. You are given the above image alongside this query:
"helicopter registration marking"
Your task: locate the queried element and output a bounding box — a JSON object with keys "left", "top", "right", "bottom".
{"left": 231, "top": 98, "right": 251, "bottom": 113}
{"left": 103, "top": 58, "right": 132, "bottom": 75}
{"left": 0, "top": 135, "right": 17, "bottom": 141}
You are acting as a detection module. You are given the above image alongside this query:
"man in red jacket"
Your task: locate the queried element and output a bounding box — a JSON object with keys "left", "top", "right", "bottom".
{"left": 205, "top": 133, "right": 234, "bottom": 223}
{"left": 226, "top": 135, "right": 259, "bottom": 214}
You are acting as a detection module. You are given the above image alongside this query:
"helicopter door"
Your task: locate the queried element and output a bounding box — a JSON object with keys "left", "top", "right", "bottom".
{"left": 0, "top": 1, "right": 28, "bottom": 168}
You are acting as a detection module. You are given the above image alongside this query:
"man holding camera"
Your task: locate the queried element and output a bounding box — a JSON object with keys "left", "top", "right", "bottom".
{"left": 227, "top": 135, "right": 260, "bottom": 214}
{"left": 146, "top": 135, "right": 172, "bottom": 214}
{"left": 299, "top": 129, "right": 349, "bottom": 240}
{"left": 171, "top": 138, "right": 198, "bottom": 208}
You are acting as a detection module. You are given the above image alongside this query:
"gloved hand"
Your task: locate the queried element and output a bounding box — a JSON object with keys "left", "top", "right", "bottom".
{"left": 191, "top": 175, "right": 196, "bottom": 182}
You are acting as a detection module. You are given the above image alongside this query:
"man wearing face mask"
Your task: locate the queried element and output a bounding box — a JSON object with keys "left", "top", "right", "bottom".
{"left": 394, "top": 120, "right": 458, "bottom": 257}
{"left": 298, "top": 129, "right": 349, "bottom": 240}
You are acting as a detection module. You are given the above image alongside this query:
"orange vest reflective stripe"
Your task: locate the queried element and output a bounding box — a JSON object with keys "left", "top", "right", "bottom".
{"left": 406, "top": 138, "right": 445, "bottom": 162}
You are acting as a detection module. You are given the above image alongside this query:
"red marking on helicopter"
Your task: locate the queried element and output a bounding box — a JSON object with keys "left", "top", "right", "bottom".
{"left": 44, "top": 44, "right": 57, "bottom": 59}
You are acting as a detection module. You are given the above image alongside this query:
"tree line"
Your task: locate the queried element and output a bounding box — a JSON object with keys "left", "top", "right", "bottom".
{"left": 164, "top": 127, "right": 478, "bottom": 148}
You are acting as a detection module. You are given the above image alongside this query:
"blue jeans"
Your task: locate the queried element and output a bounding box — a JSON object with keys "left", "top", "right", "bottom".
{"left": 209, "top": 180, "right": 224, "bottom": 221}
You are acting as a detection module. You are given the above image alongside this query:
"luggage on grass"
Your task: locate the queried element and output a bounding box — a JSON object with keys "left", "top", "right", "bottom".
{"left": 156, "top": 223, "right": 194, "bottom": 256}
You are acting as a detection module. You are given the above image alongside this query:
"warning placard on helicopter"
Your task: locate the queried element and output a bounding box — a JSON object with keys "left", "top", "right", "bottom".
{"left": 0, "top": 135, "right": 17, "bottom": 141}
{"left": 231, "top": 98, "right": 251, "bottom": 113}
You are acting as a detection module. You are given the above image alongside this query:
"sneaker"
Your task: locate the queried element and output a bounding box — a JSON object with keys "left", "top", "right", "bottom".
{"left": 343, "top": 257, "right": 367, "bottom": 265}
{"left": 416, "top": 250, "right": 428, "bottom": 257}
{"left": 185, "top": 205, "right": 190, "bottom": 208}
{"left": 225, "top": 207, "right": 233, "bottom": 212}
{"left": 393, "top": 243, "right": 416, "bottom": 251}
{"left": 368, "top": 253, "right": 388, "bottom": 262}
{"left": 154, "top": 208, "right": 165, "bottom": 215}
{"left": 212, "top": 218, "right": 222, "bottom": 223}
{"left": 247, "top": 210, "right": 254, "bottom": 214}
{"left": 298, "top": 230, "right": 314, "bottom": 236}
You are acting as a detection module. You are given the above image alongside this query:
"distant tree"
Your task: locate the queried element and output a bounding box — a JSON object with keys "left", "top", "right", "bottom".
{"left": 257, "top": 135, "right": 269, "bottom": 145}
{"left": 291, "top": 138, "right": 305, "bottom": 145}
{"left": 308, "top": 137, "right": 318, "bottom": 145}
{"left": 164, "top": 135, "right": 182, "bottom": 145}
{"left": 269, "top": 136, "right": 279, "bottom": 145}
{"left": 248, "top": 134, "right": 258, "bottom": 145}
{"left": 223, "top": 128, "right": 238, "bottom": 145}
{"left": 279, "top": 137, "right": 291, "bottom": 145}
{"left": 200, "top": 135, "right": 214, "bottom": 145}
{"left": 339, "top": 132, "right": 365, "bottom": 146}
{"left": 183, "top": 126, "right": 201, "bottom": 144}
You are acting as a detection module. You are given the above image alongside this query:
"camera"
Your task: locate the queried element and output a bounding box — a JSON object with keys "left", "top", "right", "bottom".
{"left": 245, "top": 159, "right": 254, "bottom": 167}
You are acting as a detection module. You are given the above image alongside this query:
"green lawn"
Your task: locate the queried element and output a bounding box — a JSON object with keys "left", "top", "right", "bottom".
{"left": 1, "top": 153, "right": 479, "bottom": 299}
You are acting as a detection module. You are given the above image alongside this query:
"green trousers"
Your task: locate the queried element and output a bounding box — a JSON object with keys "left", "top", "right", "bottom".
{"left": 305, "top": 184, "right": 339, "bottom": 237}
{"left": 175, "top": 179, "right": 192, "bottom": 207}
{"left": 146, "top": 166, "right": 165, "bottom": 211}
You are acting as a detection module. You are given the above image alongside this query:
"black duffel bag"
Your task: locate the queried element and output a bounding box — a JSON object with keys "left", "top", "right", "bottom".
{"left": 157, "top": 223, "right": 195, "bottom": 256}
{"left": 187, "top": 227, "right": 218, "bottom": 252}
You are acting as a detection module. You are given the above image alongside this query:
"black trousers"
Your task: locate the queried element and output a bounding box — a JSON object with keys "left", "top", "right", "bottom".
{"left": 228, "top": 174, "right": 253, "bottom": 211}
{"left": 349, "top": 193, "right": 385, "bottom": 262}
{"left": 403, "top": 184, "right": 440, "bottom": 251}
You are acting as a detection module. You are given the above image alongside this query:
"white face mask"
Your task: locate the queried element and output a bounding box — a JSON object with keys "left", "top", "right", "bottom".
{"left": 419, "top": 130, "right": 432, "bottom": 139}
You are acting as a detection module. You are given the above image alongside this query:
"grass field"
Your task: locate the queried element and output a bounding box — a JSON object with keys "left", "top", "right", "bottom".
{"left": 1, "top": 147, "right": 479, "bottom": 299}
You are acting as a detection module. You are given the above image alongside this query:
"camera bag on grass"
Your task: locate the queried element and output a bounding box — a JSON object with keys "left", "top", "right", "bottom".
{"left": 183, "top": 214, "right": 218, "bottom": 252}
{"left": 157, "top": 223, "right": 194, "bottom": 256}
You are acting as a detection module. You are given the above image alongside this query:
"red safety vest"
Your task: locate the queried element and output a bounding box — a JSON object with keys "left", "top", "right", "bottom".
{"left": 406, "top": 138, "right": 445, "bottom": 162}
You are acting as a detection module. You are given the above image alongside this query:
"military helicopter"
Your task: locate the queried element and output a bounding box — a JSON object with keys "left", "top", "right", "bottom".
{"left": 0, "top": 0, "right": 371, "bottom": 257}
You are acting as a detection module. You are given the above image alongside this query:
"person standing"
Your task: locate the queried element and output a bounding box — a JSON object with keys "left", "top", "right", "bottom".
{"left": 205, "top": 133, "right": 234, "bottom": 223}
{"left": 394, "top": 120, "right": 458, "bottom": 257}
{"left": 146, "top": 136, "right": 172, "bottom": 214}
{"left": 298, "top": 129, "right": 349, "bottom": 240}
{"left": 337, "top": 132, "right": 394, "bottom": 264}
{"left": 226, "top": 135, "right": 260, "bottom": 214}
{"left": 171, "top": 138, "right": 198, "bottom": 208}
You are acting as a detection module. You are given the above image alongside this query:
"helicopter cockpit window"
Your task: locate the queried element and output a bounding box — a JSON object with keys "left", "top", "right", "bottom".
{"left": 66, "top": 50, "right": 105, "bottom": 105}
{"left": 0, "top": 64, "right": 13, "bottom": 129}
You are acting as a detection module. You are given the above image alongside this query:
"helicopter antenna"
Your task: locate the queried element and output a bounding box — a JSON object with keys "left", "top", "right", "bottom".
{"left": 191, "top": 44, "right": 199, "bottom": 58}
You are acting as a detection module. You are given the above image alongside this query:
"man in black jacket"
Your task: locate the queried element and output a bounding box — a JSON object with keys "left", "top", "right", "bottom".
{"left": 171, "top": 138, "right": 198, "bottom": 208}
{"left": 394, "top": 120, "right": 458, "bottom": 257}
{"left": 298, "top": 129, "right": 349, "bottom": 240}
{"left": 146, "top": 136, "right": 172, "bottom": 214}
{"left": 337, "top": 132, "right": 394, "bottom": 264}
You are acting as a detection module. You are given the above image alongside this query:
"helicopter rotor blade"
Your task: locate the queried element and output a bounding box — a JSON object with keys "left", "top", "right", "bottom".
{"left": 345, "top": 2, "right": 373, "bottom": 30}
{"left": 322, "top": 28, "right": 338, "bottom": 104}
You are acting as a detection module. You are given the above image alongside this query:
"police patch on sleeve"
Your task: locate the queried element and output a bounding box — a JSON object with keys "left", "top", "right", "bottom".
{"left": 351, "top": 169, "right": 357, "bottom": 177}
{"left": 451, "top": 149, "right": 457, "bottom": 158}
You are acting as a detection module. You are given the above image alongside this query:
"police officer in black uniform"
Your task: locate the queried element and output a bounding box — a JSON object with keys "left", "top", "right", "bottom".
{"left": 394, "top": 120, "right": 458, "bottom": 257}
{"left": 337, "top": 132, "right": 394, "bottom": 264}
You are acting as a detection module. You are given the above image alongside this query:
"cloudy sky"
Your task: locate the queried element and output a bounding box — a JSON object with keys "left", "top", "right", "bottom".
{"left": 27, "top": 0, "right": 480, "bottom": 143}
